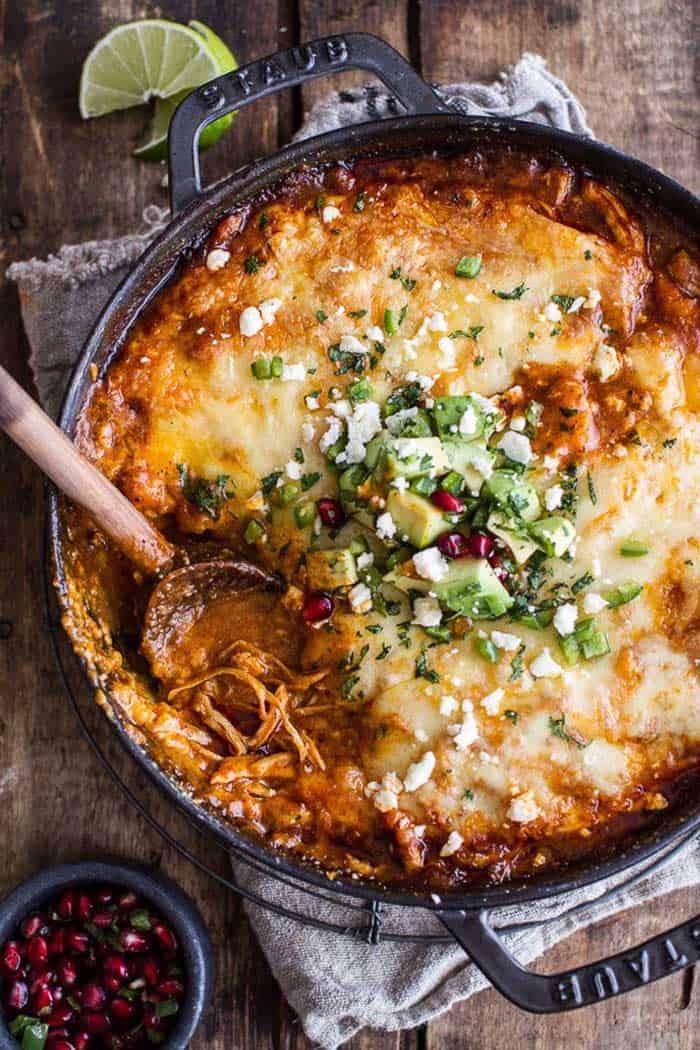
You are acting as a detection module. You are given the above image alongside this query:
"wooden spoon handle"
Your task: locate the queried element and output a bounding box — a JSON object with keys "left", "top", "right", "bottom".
{"left": 0, "top": 365, "right": 175, "bottom": 575}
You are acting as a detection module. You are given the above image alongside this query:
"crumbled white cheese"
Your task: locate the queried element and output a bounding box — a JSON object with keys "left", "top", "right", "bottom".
{"left": 412, "top": 596, "right": 443, "bottom": 628}
{"left": 366, "top": 325, "right": 384, "bottom": 342}
{"left": 305, "top": 395, "right": 320, "bottom": 411}
{"left": 285, "top": 460, "right": 302, "bottom": 480}
{"left": 301, "top": 422, "right": 315, "bottom": 443}
{"left": 440, "top": 831, "right": 464, "bottom": 858}
{"left": 414, "top": 728, "right": 428, "bottom": 743}
{"left": 439, "top": 695, "right": 459, "bottom": 716}
{"left": 431, "top": 279, "right": 442, "bottom": 292}
{"left": 321, "top": 205, "right": 341, "bottom": 224}
{"left": 553, "top": 602, "right": 578, "bottom": 637}
{"left": 543, "top": 454, "right": 559, "bottom": 473}
{"left": 403, "top": 751, "right": 436, "bottom": 792}
{"left": 491, "top": 630, "right": 521, "bottom": 652}
{"left": 373, "top": 789, "right": 398, "bottom": 812}
{"left": 544, "top": 484, "right": 564, "bottom": 511}
{"left": 543, "top": 301, "right": 562, "bottom": 323}
{"left": 413, "top": 547, "right": 449, "bottom": 582}
{"left": 481, "top": 688, "right": 504, "bottom": 715}
{"left": 583, "top": 592, "right": 609, "bottom": 614}
{"left": 405, "top": 371, "right": 435, "bottom": 391}
{"left": 196, "top": 326, "right": 206, "bottom": 335}
{"left": 331, "top": 399, "right": 352, "bottom": 419}
{"left": 259, "top": 297, "right": 282, "bottom": 325}
{"left": 438, "top": 337, "right": 456, "bottom": 369}
{"left": 319, "top": 417, "right": 343, "bottom": 453}
{"left": 385, "top": 406, "right": 418, "bottom": 435}
{"left": 497, "top": 430, "right": 533, "bottom": 465}
{"left": 509, "top": 415, "right": 526, "bottom": 432}
{"left": 349, "top": 582, "right": 373, "bottom": 614}
{"left": 239, "top": 306, "right": 263, "bottom": 337}
{"left": 591, "top": 557, "right": 602, "bottom": 578}
{"left": 340, "top": 334, "right": 368, "bottom": 356}
{"left": 428, "top": 312, "right": 448, "bottom": 332}
{"left": 447, "top": 712, "right": 479, "bottom": 751}
{"left": 530, "top": 648, "right": 563, "bottom": 678}
{"left": 391, "top": 476, "right": 410, "bottom": 492}
{"left": 206, "top": 248, "right": 230, "bottom": 272}
{"left": 567, "top": 296, "right": 586, "bottom": 313}
{"left": 458, "top": 405, "right": 478, "bottom": 436}
{"left": 376, "top": 511, "right": 397, "bottom": 541}
{"left": 343, "top": 401, "right": 382, "bottom": 464}
{"left": 507, "top": 791, "right": 541, "bottom": 823}
{"left": 585, "top": 287, "right": 602, "bottom": 310}
{"left": 593, "top": 343, "right": 620, "bottom": 382}
{"left": 281, "top": 362, "right": 306, "bottom": 382}
{"left": 355, "top": 552, "right": 374, "bottom": 571}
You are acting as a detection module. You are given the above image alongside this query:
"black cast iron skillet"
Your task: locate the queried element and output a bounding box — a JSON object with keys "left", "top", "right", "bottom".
{"left": 50, "top": 32, "right": 700, "bottom": 1012}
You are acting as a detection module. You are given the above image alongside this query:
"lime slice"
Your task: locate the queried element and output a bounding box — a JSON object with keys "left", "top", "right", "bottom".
{"left": 79, "top": 19, "right": 237, "bottom": 161}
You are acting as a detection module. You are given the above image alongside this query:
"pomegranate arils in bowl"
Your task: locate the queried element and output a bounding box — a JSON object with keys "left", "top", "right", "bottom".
{"left": 0, "top": 883, "right": 188, "bottom": 1050}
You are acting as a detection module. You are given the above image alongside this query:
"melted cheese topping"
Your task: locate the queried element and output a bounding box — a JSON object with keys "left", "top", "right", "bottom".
{"left": 66, "top": 153, "right": 700, "bottom": 889}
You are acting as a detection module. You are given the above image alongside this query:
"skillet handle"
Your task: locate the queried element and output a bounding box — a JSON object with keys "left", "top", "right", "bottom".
{"left": 439, "top": 908, "right": 700, "bottom": 1012}
{"left": 168, "top": 32, "right": 449, "bottom": 214}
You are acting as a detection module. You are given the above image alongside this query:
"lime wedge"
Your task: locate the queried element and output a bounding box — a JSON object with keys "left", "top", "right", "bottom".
{"left": 79, "top": 18, "right": 237, "bottom": 161}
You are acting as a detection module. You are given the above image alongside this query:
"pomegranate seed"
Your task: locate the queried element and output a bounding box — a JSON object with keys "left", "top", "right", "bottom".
{"left": 49, "top": 1003, "right": 75, "bottom": 1027}
{"left": 152, "top": 923, "right": 177, "bottom": 954}
{"left": 45, "top": 1035, "right": 73, "bottom": 1050}
{"left": 104, "top": 975, "right": 121, "bottom": 993}
{"left": 47, "top": 927, "right": 67, "bottom": 956}
{"left": 488, "top": 553, "right": 510, "bottom": 582}
{"left": 56, "top": 955, "right": 79, "bottom": 986}
{"left": 110, "top": 997, "right": 137, "bottom": 1026}
{"left": 302, "top": 590, "right": 335, "bottom": 624}
{"left": 79, "top": 1012, "right": 111, "bottom": 1035}
{"left": 72, "top": 1036, "right": 90, "bottom": 1050}
{"left": 119, "top": 929, "right": 149, "bottom": 953}
{"left": 20, "top": 913, "right": 45, "bottom": 939}
{"left": 27, "top": 934, "right": 49, "bottom": 969}
{"left": 157, "top": 977, "right": 184, "bottom": 997}
{"left": 431, "top": 489, "right": 465, "bottom": 513}
{"left": 29, "top": 968, "right": 55, "bottom": 994}
{"left": 117, "top": 891, "right": 138, "bottom": 912}
{"left": 57, "top": 891, "right": 77, "bottom": 920}
{"left": 436, "top": 531, "right": 468, "bottom": 559}
{"left": 316, "top": 497, "right": 346, "bottom": 528}
{"left": 141, "top": 955, "right": 160, "bottom": 986}
{"left": 96, "top": 887, "right": 114, "bottom": 905}
{"left": 103, "top": 954, "right": 130, "bottom": 981}
{"left": 48, "top": 1042, "right": 76, "bottom": 1050}
{"left": 77, "top": 892, "right": 93, "bottom": 921}
{"left": 66, "top": 928, "right": 90, "bottom": 953}
{"left": 81, "top": 980, "right": 107, "bottom": 1010}
{"left": 1, "top": 939, "right": 22, "bottom": 974}
{"left": 91, "top": 910, "right": 114, "bottom": 929}
{"left": 5, "top": 978, "right": 29, "bottom": 1011}
{"left": 466, "top": 531, "right": 495, "bottom": 558}
{"left": 32, "top": 984, "right": 54, "bottom": 1014}
{"left": 142, "top": 1003, "right": 162, "bottom": 1030}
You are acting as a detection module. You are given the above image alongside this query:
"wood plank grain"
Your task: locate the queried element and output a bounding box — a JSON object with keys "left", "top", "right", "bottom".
{"left": 419, "top": 0, "right": 699, "bottom": 193}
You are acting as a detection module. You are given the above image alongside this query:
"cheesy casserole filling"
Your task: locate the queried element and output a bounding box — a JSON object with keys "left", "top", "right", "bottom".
{"left": 62, "top": 151, "right": 700, "bottom": 890}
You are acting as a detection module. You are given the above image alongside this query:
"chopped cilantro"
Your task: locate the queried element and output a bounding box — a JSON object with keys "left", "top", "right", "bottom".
{"left": 551, "top": 293, "right": 575, "bottom": 312}
{"left": 509, "top": 642, "right": 526, "bottom": 681}
{"left": 504, "top": 709, "right": 519, "bottom": 724}
{"left": 259, "top": 211, "right": 269, "bottom": 229}
{"left": 177, "top": 464, "right": 233, "bottom": 519}
{"left": 463, "top": 788, "right": 475, "bottom": 800}
{"left": 353, "top": 192, "right": 368, "bottom": 212}
{"left": 293, "top": 447, "right": 304, "bottom": 463}
{"left": 584, "top": 249, "right": 593, "bottom": 260}
{"left": 548, "top": 713, "right": 588, "bottom": 748}
{"left": 348, "top": 308, "right": 368, "bottom": 319}
{"left": 328, "top": 342, "right": 367, "bottom": 375}
{"left": 341, "top": 674, "right": 360, "bottom": 700}
{"left": 415, "top": 649, "right": 440, "bottom": 683}
{"left": 316, "top": 309, "right": 328, "bottom": 324}
{"left": 261, "top": 470, "right": 283, "bottom": 495}
{"left": 587, "top": 472, "right": 597, "bottom": 505}
{"left": 244, "top": 255, "right": 260, "bottom": 274}
{"left": 450, "top": 325, "right": 484, "bottom": 341}
{"left": 662, "top": 437, "right": 677, "bottom": 448}
{"left": 492, "top": 281, "right": 528, "bottom": 301}
{"left": 390, "top": 267, "right": 417, "bottom": 292}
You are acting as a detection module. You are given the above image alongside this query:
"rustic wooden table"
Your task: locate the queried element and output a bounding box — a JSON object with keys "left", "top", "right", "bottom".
{"left": 1, "top": 2, "right": 698, "bottom": 1047}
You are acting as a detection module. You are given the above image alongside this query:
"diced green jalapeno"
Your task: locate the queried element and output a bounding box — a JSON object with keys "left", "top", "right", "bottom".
{"left": 243, "top": 519, "right": 265, "bottom": 544}
{"left": 348, "top": 377, "right": 372, "bottom": 403}
{"left": 251, "top": 357, "right": 271, "bottom": 380}
{"left": 475, "top": 637, "right": 500, "bottom": 662}
{"left": 274, "top": 482, "right": 300, "bottom": 507}
{"left": 455, "top": 255, "right": 482, "bottom": 278}
{"left": 603, "top": 582, "right": 643, "bottom": 608}
{"left": 294, "top": 502, "right": 316, "bottom": 527}
{"left": 558, "top": 634, "right": 581, "bottom": 666}
{"left": 620, "top": 540, "right": 648, "bottom": 557}
{"left": 581, "top": 630, "right": 611, "bottom": 660}
{"left": 270, "top": 355, "right": 283, "bottom": 378}
{"left": 384, "top": 308, "right": 399, "bottom": 335}
{"left": 21, "top": 1023, "right": 49, "bottom": 1050}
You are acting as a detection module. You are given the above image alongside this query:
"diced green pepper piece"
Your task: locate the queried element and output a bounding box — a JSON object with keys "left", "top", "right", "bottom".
{"left": 9, "top": 1018, "right": 39, "bottom": 1039}
{"left": 620, "top": 540, "right": 649, "bottom": 557}
{"left": 580, "top": 630, "right": 611, "bottom": 660}
{"left": 441, "top": 470, "right": 466, "bottom": 495}
{"left": 243, "top": 518, "right": 265, "bottom": 544}
{"left": 274, "top": 481, "right": 300, "bottom": 506}
{"left": 425, "top": 624, "right": 452, "bottom": 642}
{"left": 270, "top": 355, "right": 283, "bottom": 378}
{"left": 558, "top": 634, "right": 581, "bottom": 666}
{"left": 251, "top": 357, "right": 271, "bottom": 380}
{"left": 603, "top": 582, "right": 643, "bottom": 608}
{"left": 294, "top": 502, "right": 316, "bottom": 527}
{"left": 574, "top": 617, "right": 596, "bottom": 642}
{"left": 455, "top": 254, "right": 482, "bottom": 278}
{"left": 384, "top": 308, "right": 399, "bottom": 335}
{"left": 411, "top": 475, "right": 438, "bottom": 498}
{"left": 21, "top": 1023, "right": 49, "bottom": 1050}
{"left": 348, "top": 377, "right": 372, "bottom": 403}
{"left": 475, "top": 637, "right": 500, "bottom": 662}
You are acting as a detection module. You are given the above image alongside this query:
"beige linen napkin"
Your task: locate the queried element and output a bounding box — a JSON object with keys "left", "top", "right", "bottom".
{"left": 8, "top": 54, "right": 699, "bottom": 1050}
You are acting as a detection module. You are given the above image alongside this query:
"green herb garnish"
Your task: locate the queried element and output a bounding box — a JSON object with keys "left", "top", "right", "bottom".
{"left": 492, "top": 281, "right": 528, "bottom": 300}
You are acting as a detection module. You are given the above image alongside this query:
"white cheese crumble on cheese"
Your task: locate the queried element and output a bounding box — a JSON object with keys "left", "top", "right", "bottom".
{"left": 414, "top": 728, "right": 428, "bottom": 743}
{"left": 583, "top": 592, "right": 609, "bottom": 614}
{"left": 376, "top": 511, "right": 397, "bottom": 541}
{"left": 366, "top": 325, "right": 384, "bottom": 342}
{"left": 439, "top": 695, "right": 459, "bottom": 716}
{"left": 205, "top": 248, "right": 230, "bottom": 272}
{"left": 593, "top": 343, "right": 620, "bottom": 381}
{"left": 341, "top": 401, "right": 382, "bottom": 465}
{"left": 301, "top": 422, "right": 315, "bottom": 443}
{"left": 543, "top": 454, "right": 560, "bottom": 473}
{"left": 403, "top": 751, "right": 436, "bottom": 792}
{"left": 543, "top": 301, "right": 562, "bottom": 323}
{"left": 319, "top": 417, "right": 343, "bottom": 453}
{"left": 497, "top": 430, "right": 533, "bottom": 465}
{"left": 553, "top": 602, "right": 578, "bottom": 637}
{"left": 509, "top": 415, "right": 526, "bottom": 432}
{"left": 428, "top": 312, "right": 448, "bottom": 332}
{"left": 305, "top": 395, "right": 320, "bottom": 411}
{"left": 491, "top": 630, "right": 521, "bottom": 652}
{"left": 386, "top": 406, "right": 418, "bottom": 435}
{"left": 340, "top": 334, "right": 368, "bottom": 356}
{"left": 412, "top": 596, "right": 443, "bottom": 628}
{"left": 585, "top": 287, "right": 602, "bottom": 309}
{"left": 530, "top": 648, "right": 563, "bottom": 678}
{"left": 438, "top": 337, "right": 456, "bottom": 369}
{"left": 285, "top": 460, "right": 301, "bottom": 480}
{"left": 356, "top": 552, "right": 374, "bottom": 571}
{"left": 391, "top": 475, "right": 410, "bottom": 491}
{"left": 413, "top": 547, "right": 449, "bottom": 582}
{"left": 447, "top": 712, "right": 479, "bottom": 751}
{"left": 281, "top": 363, "right": 306, "bottom": 382}
{"left": 259, "top": 297, "right": 282, "bottom": 325}
{"left": 568, "top": 295, "right": 586, "bottom": 313}
{"left": 544, "top": 484, "right": 564, "bottom": 511}
{"left": 458, "top": 405, "right": 478, "bottom": 436}
{"left": 481, "top": 688, "right": 504, "bottom": 715}
{"left": 507, "top": 791, "right": 541, "bottom": 823}
{"left": 239, "top": 306, "right": 263, "bottom": 337}
{"left": 321, "top": 205, "right": 341, "bottom": 224}
{"left": 349, "top": 582, "right": 373, "bottom": 614}
{"left": 440, "top": 831, "right": 464, "bottom": 857}
{"left": 373, "top": 789, "right": 398, "bottom": 812}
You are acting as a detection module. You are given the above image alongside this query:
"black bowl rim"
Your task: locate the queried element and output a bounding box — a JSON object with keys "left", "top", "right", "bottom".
{"left": 0, "top": 860, "right": 213, "bottom": 1050}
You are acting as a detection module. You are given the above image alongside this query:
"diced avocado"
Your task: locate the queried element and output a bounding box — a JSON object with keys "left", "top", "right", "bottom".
{"left": 349, "top": 534, "right": 370, "bottom": 556}
{"left": 306, "top": 548, "right": 358, "bottom": 590}
{"left": 528, "top": 516, "right": 577, "bottom": 557}
{"left": 338, "top": 464, "right": 369, "bottom": 512}
{"left": 382, "top": 437, "right": 449, "bottom": 480}
{"left": 434, "top": 557, "right": 513, "bottom": 619}
{"left": 433, "top": 395, "right": 502, "bottom": 441}
{"left": 386, "top": 489, "right": 451, "bottom": 548}
{"left": 487, "top": 511, "right": 539, "bottom": 566}
{"left": 393, "top": 408, "right": 433, "bottom": 438}
{"left": 484, "top": 469, "right": 540, "bottom": 522}
{"left": 411, "top": 475, "right": 438, "bottom": 498}
{"left": 442, "top": 439, "right": 496, "bottom": 495}
{"left": 363, "top": 434, "right": 386, "bottom": 471}
{"left": 382, "top": 563, "right": 431, "bottom": 595}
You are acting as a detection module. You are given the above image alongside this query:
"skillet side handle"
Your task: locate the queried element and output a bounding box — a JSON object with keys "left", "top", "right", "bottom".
{"left": 169, "top": 32, "right": 449, "bottom": 214}
{"left": 439, "top": 909, "right": 700, "bottom": 1012}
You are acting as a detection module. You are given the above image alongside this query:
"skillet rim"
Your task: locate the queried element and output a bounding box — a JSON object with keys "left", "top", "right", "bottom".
{"left": 49, "top": 110, "right": 700, "bottom": 912}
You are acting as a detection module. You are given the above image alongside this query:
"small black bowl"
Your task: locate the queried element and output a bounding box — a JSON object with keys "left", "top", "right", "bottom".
{"left": 0, "top": 860, "right": 213, "bottom": 1050}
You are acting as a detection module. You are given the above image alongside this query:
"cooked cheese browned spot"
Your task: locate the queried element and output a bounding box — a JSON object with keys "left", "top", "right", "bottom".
{"left": 60, "top": 150, "right": 700, "bottom": 890}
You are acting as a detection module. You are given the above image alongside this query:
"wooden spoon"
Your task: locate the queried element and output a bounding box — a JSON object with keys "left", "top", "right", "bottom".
{"left": 0, "top": 364, "right": 284, "bottom": 667}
